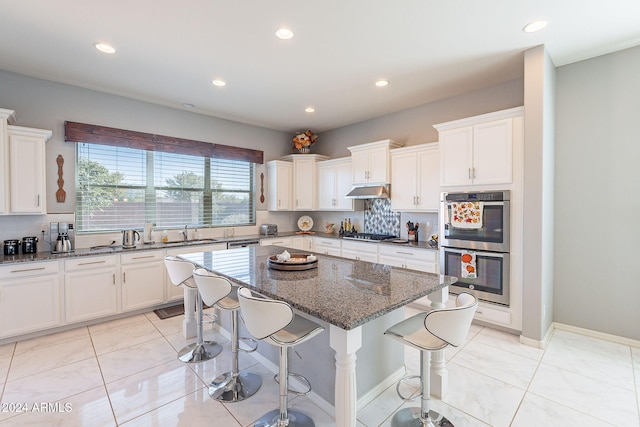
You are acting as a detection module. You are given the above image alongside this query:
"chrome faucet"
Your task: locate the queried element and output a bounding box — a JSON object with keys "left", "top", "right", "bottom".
{"left": 181, "top": 225, "right": 189, "bottom": 241}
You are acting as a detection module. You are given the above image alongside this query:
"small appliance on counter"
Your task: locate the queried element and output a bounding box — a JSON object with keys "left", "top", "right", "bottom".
{"left": 260, "top": 224, "right": 278, "bottom": 235}
{"left": 3, "top": 239, "right": 20, "bottom": 255}
{"left": 50, "top": 222, "right": 75, "bottom": 254}
{"left": 122, "top": 229, "right": 141, "bottom": 248}
{"left": 21, "top": 236, "right": 39, "bottom": 254}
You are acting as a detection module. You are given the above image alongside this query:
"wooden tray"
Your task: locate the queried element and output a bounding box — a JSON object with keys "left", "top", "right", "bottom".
{"left": 267, "top": 254, "right": 318, "bottom": 271}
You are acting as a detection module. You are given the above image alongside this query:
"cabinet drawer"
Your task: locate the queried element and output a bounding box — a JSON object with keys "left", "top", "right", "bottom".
{"left": 0, "top": 261, "right": 59, "bottom": 278}
{"left": 475, "top": 303, "right": 511, "bottom": 326}
{"left": 260, "top": 237, "right": 293, "bottom": 247}
{"left": 121, "top": 251, "right": 164, "bottom": 265}
{"left": 65, "top": 255, "right": 116, "bottom": 271}
{"left": 378, "top": 246, "right": 437, "bottom": 262}
{"left": 341, "top": 240, "right": 377, "bottom": 254}
{"left": 314, "top": 237, "right": 341, "bottom": 248}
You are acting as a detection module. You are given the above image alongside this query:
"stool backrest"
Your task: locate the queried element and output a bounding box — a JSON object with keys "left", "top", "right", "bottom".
{"left": 164, "top": 256, "right": 195, "bottom": 287}
{"left": 424, "top": 292, "right": 477, "bottom": 347}
{"left": 192, "top": 268, "right": 233, "bottom": 306}
{"left": 237, "top": 287, "right": 293, "bottom": 340}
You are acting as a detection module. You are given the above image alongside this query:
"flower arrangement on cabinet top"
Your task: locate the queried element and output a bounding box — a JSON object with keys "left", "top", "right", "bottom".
{"left": 292, "top": 130, "right": 318, "bottom": 153}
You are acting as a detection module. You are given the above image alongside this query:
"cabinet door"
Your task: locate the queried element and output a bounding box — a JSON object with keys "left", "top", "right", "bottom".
{"left": 390, "top": 152, "right": 417, "bottom": 210}
{"left": 350, "top": 150, "right": 369, "bottom": 184}
{"left": 415, "top": 148, "right": 440, "bottom": 211}
{"left": 317, "top": 164, "right": 336, "bottom": 210}
{"left": 334, "top": 161, "right": 354, "bottom": 210}
{"left": 439, "top": 126, "right": 473, "bottom": 187}
{"left": 366, "top": 145, "right": 389, "bottom": 184}
{"left": 9, "top": 132, "right": 46, "bottom": 213}
{"left": 268, "top": 162, "right": 292, "bottom": 211}
{"left": 292, "top": 157, "right": 315, "bottom": 210}
{"left": 0, "top": 273, "right": 61, "bottom": 337}
{"left": 65, "top": 268, "right": 118, "bottom": 323}
{"left": 122, "top": 261, "right": 165, "bottom": 311}
{"left": 473, "top": 118, "right": 513, "bottom": 185}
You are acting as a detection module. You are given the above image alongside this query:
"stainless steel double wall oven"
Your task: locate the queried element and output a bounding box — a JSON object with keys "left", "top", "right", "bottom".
{"left": 440, "top": 190, "right": 511, "bottom": 306}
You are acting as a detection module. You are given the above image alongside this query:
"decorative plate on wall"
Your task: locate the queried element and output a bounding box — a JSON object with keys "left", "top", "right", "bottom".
{"left": 297, "top": 215, "right": 313, "bottom": 232}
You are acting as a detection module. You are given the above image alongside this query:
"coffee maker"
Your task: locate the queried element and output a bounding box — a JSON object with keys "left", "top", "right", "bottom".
{"left": 50, "top": 222, "right": 75, "bottom": 253}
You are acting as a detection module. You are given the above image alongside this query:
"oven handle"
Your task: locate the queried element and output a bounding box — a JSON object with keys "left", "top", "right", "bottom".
{"left": 441, "top": 247, "right": 507, "bottom": 258}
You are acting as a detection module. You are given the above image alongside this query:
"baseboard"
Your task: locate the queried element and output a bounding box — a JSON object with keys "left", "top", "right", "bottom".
{"left": 356, "top": 366, "right": 406, "bottom": 412}
{"left": 552, "top": 322, "right": 640, "bottom": 348}
{"left": 519, "top": 323, "right": 554, "bottom": 349}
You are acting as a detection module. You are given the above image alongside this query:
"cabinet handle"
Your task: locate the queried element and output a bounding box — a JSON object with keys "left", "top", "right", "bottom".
{"left": 468, "top": 168, "right": 472, "bottom": 179}
{"left": 396, "top": 251, "right": 413, "bottom": 256}
{"left": 472, "top": 167, "right": 476, "bottom": 179}
{"left": 415, "top": 196, "right": 419, "bottom": 205}
{"left": 131, "top": 255, "right": 155, "bottom": 260}
{"left": 10, "top": 266, "right": 46, "bottom": 273}
{"left": 113, "top": 273, "right": 115, "bottom": 285}
{"left": 37, "top": 194, "right": 40, "bottom": 207}
{"left": 123, "top": 272, "right": 126, "bottom": 283}
{"left": 78, "top": 260, "right": 107, "bottom": 266}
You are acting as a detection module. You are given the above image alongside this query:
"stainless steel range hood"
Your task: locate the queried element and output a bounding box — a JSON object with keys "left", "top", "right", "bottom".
{"left": 345, "top": 185, "right": 390, "bottom": 199}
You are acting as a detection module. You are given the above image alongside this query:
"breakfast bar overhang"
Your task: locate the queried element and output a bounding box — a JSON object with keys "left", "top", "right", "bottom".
{"left": 180, "top": 246, "right": 456, "bottom": 427}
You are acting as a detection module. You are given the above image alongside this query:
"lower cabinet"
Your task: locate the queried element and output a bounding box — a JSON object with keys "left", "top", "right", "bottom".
{"left": 291, "top": 236, "right": 314, "bottom": 251}
{"left": 0, "top": 261, "right": 61, "bottom": 338}
{"left": 313, "top": 237, "right": 341, "bottom": 256}
{"left": 378, "top": 245, "right": 437, "bottom": 273}
{"left": 120, "top": 251, "right": 165, "bottom": 312}
{"left": 64, "top": 255, "right": 118, "bottom": 324}
{"left": 340, "top": 240, "right": 378, "bottom": 263}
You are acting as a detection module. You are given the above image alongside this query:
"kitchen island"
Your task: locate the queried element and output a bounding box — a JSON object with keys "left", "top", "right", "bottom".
{"left": 180, "top": 245, "right": 456, "bottom": 427}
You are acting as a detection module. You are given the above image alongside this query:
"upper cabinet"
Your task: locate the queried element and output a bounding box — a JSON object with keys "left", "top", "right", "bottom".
{"left": 317, "top": 157, "right": 357, "bottom": 211}
{"left": 266, "top": 160, "right": 293, "bottom": 211}
{"left": 1, "top": 109, "right": 52, "bottom": 215}
{"left": 390, "top": 143, "right": 440, "bottom": 211}
{"left": 348, "top": 139, "right": 402, "bottom": 185}
{"left": 281, "top": 154, "right": 328, "bottom": 211}
{"left": 434, "top": 107, "right": 523, "bottom": 187}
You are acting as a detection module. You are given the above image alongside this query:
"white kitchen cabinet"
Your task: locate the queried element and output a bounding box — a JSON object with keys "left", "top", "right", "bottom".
{"left": 378, "top": 245, "right": 437, "bottom": 273}
{"left": 260, "top": 236, "right": 293, "bottom": 248}
{"left": 348, "top": 139, "right": 402, "bottom": 185}
{"left": 267, "top": 160, "right": 293, "bottom": 211}
{"left": 390, "top": 143, "right": 440, "bottom": 211}
{"left": 0, "top": 108, "right": 14, "bottom": 214}
{"left": 434, "top": 107, "right": 523, "bottom": 187}
{"left": 4, "top": 124, "right": 52, "bottom": 214}
{"left": 313, "top": 237, "right": 341, "bottom": 256}
{"left": 165, "top": 243, "right": 227, "bottom": 301}
{"left": 121, "top": 251, "right": 165, "bottom": 312}
{"left": 281, "top": 154, "right": 328, "bottom": 211}
{"left": 291, "top": 235, "right": 314, "bottom": 251}
{"left": 0, "top": 261, "right": 61, "bottom": 338}
{"left": 317, "top": 157, "right": 357, "bottom": 211}
{"left": 340, "top": 240, "right": 378, "bottom": 263}
{"left": 64, "top": 255, "right": 118, "bottom": 324}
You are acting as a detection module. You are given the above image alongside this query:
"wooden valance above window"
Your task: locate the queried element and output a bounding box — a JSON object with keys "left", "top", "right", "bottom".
{"left": 64, "top": 121, "right": 264, "bottom": 164}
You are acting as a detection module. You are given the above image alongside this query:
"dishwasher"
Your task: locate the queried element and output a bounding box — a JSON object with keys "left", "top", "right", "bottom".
{"left": 226, "top": 238, "right": 260, "bottom": 249}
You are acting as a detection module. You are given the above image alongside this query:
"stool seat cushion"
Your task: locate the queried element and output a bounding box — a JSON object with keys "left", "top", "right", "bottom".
{"left": 216, "top": 287, "right": 240, "bottom": 311}
{"left": 385, "top": 312, "right": 448, "bottom": 351}
{"left": 267, "top": 314, "right": 324, "bottom": 347}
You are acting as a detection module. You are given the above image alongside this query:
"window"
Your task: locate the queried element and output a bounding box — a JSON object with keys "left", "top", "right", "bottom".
{"left": 76, "top": 142, "right": 255, "bottom": 232}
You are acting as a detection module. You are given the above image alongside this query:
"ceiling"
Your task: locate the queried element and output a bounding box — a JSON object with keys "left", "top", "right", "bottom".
{"left": 2, "top": 1, "right": 639, "bottom": 133}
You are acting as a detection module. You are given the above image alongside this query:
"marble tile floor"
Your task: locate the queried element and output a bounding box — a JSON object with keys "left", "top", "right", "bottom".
{"left": 0, "top": 306, "right": 639, "bottom": 427}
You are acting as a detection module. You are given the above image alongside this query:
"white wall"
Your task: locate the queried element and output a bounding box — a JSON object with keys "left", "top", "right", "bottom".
{"left": 554, "top": 45, "right": 640, "bottom": 340}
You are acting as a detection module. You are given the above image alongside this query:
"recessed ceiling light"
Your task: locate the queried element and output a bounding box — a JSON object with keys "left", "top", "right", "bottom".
{"left": 275, "top": 28, "right": 294, "bottom": 40}
{"left": 305, "top": 107, "right": 315, "bottom": 113}
{"left": 523, "top": 20, "right": 548, "bottom": 33}
{"left": 212, "top": 79, "right": 226, "bottom": 87}
{"left": 375, "top": 80, "right": 389, "bottom": 87}
{"left": 94, "top": 42, "right": 116, "bottom": 54}
{"left": 183, "top": 103, "right": 195, "bottom": 108}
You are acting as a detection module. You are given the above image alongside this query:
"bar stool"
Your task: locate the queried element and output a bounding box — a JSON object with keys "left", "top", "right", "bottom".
{"left": 384, "top": 292, "right": 477, "bottom": 427}
{"left": 192, "top": 268, "right": 262, "bottom": 402}
{"left": 238, "top": 287, "right": 324, "bottom": 427}
{"left": 163, "top": 256, "right": 222, "bottom": 363}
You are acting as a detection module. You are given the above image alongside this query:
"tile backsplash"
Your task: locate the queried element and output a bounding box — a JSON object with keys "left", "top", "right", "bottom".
{"left": 363, "top": 199, "right": 401, "bottom": 235}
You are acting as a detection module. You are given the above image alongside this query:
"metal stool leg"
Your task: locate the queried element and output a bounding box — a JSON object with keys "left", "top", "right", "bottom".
{"left": 177, "top": 291, "right": 222, "bottom": 363}
{"left": 209, "top": 309, "right": 262, "bottom": 401}
{"left": 390, "top": 351, "right": 453, "bottom": 427}
{"left": 255, "top": 346, "right": 315, "bottom": 427}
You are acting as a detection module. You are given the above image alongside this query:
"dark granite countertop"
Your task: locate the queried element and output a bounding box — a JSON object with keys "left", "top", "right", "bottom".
{"left": 0, "top": 231, "right": 437, "bottom": 266}
{"left": 180, "top": 245, "right": 453, "bottom": 330}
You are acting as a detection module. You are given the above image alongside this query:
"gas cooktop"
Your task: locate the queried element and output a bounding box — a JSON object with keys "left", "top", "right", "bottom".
{"left": 342, "top": 232, "right": 397, "bottom": 242}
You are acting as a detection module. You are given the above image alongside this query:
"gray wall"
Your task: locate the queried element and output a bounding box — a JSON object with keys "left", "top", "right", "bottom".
{"left": 521, "top": 46, "right": 556, "bottom": 341}
{"left": 554, "top": 45, "right": 640, "bottom": 340}
{"left": 0, "top": 70, "right": 289, "bottom": 215}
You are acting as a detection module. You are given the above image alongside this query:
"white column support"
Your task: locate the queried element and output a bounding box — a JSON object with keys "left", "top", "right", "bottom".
{"left": 429, "top": 285, "right": 448, "bottom": 398}
{"left": 329, "top": 324, "right": 362, "bottom": 427}
{"left": 183, "top": 287, "right": 197, "bottom": 339}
